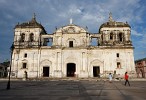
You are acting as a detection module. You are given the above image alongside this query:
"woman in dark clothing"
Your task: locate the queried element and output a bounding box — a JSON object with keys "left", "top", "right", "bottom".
{"left": 124, "top": 72, "right": 130, "bottom": 86}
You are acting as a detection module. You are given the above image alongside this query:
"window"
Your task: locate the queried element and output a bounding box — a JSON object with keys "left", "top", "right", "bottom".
{"left": 91, "top": 38, "right": 98, "bottom": 46}
{"left": 119, "top": 33, "right": 123, "bottom": 42}
{"left": 24, "top": 53, "right": 27, "bottom": 58}
{"left": 22, "top": 63, "right": 27, "bottom": 69}
{"left": 29, "top": 33, "right": 34, "bottom": 42}
{"left": 101, "top": 34, "right": 103, "bottom": 40}
{"left": 47, "top": 38, "right": 53, "bottom": 46}
{"left": 117, "top": 53, "right": 119, "bottom": 57}
{"left": 110, "top": 32, "right": 113, "bottom": 40}
{"left": 69, "top": 41, "right": 73, "bottom": 47}
{"left": 117, "top": 62, "right": 121, "bottom": 68}
{"left": 21, "top": 33, "right": 25, "bottom": 42}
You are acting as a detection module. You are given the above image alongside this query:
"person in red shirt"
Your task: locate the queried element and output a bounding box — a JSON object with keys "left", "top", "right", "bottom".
{"left": 124, "top": 72, "right": 130, "bottom": 86}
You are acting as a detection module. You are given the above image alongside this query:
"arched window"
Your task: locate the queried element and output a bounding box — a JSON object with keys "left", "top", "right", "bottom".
{"left": 117, "top": 62, "right": 121, "bottom": 68}
{"left": 24, "top": 53, "right": 27, "bottom": 58}
{"left": 21, "top": 33, "right": 25, "bottom": 42}
{"left": 101, "top": 34, "right": 103, "bottom": 40}
{"left": 116, "top": 53, "right": 119, "bottom": 57}
{"left": 22, "top": 63, "right": 27, "bottom": 69}
{"left": 29, "top": 33, "right": 34, "bottom": 42}
{"left": 67, "top": 38, "right": 76, "bottom": 47}
{"left": 119, "top": 33, "right": 123, "bottom": 42}
{"left": 69, "top": 41, "right": 73, "bottom": 47}
{"left": 110, "top": 32, "right": 113, "bottom": 40}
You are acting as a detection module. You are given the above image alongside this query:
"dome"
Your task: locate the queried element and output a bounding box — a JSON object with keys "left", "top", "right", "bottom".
{"left": 15, "top": 14, "right": 44, "bottom": 29}
{"left": 100, "top": 12, "right": 130, "bottom": 29}
{"left": 100, "top": 21, "right": 130, "bottom": 29}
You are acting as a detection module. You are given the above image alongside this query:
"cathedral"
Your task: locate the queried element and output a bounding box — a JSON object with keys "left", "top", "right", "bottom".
{"left": 11, "top": 13, "right": 136, "bottom": 78}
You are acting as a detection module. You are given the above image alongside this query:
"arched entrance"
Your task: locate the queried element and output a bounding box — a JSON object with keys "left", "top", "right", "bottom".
{"left": 43, "top": 66, "right": 49, "bottom": 77}
{"left": 93, "top": 66, "right": 100, "bottom": 77}
{"left": 67, "top": 63, "right": 76, "bottom": 77}
{"left": 40, "top": 60, "right": 52, "bottom": 78}
{"left": 90, "top": 59, "right": 103, "bottom": 77}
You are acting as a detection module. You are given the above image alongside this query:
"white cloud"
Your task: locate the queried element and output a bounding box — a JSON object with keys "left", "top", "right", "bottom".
{"left": 0, "top": 0, "right": 146, "bottom": 61}
{"left": 131, "top": 30, "right": 142, "bottom": 36}
{"left": 68, "top": 5, "right": 82, "bottom": 15}
{"left": 140, "top": 33, "right": 146, "bottom": 44}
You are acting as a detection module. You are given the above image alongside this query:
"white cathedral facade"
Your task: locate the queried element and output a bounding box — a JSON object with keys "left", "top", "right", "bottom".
{"left": 11, "top": 13, "right": 136, "bottom": 78}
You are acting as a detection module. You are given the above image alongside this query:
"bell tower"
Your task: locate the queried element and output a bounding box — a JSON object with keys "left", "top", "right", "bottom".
{"left": 13, "top": 14, "right": 47, "bottom": 49}
{"left": 99, "top": 13, "right": 132, "bottom": 46}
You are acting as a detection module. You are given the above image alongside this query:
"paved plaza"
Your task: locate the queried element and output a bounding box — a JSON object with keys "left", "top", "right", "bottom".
{"left": 0, "top": 79, "right": 146, "bottom": 100}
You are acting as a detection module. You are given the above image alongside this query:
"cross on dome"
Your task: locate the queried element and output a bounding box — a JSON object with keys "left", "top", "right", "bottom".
{"left": 109, "top": 12, "right": 113, "bottom": 22}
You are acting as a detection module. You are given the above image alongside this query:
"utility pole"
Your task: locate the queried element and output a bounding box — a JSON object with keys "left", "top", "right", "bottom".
{"left": 6, "top": 44, "right": 14, "bottom": 90}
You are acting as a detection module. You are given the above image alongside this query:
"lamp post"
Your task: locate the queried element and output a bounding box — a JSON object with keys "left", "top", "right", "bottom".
{"left": 6, "top": 44, "right": 14, "bottom": 90}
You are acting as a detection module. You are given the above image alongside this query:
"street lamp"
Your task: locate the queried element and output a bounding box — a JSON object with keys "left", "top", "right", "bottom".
{"left": 6, "top": 44, "right": 14, "bottom": 90}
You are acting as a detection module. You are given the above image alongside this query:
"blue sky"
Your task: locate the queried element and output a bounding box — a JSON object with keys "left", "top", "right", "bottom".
{"left": 0, "top": 0, "right": 146, "bottom": 62}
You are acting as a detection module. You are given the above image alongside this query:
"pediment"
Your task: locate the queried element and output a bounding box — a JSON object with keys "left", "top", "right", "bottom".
{"left": 56, "top": 24, "right": 87, "bottom": 33}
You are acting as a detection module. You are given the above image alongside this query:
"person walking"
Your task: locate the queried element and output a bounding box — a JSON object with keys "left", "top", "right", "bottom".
{"left": 124, "top": 72, "right": 130, "bottom": 86}
{"left": 109, "top": 73, "right": 112, "bottom": 83}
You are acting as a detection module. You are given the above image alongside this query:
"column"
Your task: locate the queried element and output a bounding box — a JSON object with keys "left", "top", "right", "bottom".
{"left": 82, "top": 52, "right": 85, "bottom": 71}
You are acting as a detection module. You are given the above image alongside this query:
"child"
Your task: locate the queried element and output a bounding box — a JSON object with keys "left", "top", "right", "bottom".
{"left": 109, "top": 73, "right": 112, "bottom": 83}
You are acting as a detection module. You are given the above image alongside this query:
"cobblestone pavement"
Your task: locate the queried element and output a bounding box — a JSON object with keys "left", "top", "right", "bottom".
{"left": 0, "top": 79, "right": 146, "bottom": 100}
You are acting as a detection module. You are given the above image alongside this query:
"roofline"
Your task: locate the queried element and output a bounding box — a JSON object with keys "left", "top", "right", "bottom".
{"left": 135, "top": 57, "right": 146, "bottom": 62}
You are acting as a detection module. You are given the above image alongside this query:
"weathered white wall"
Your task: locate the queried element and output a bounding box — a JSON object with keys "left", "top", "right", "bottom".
{"left": 11, "top": 47, "right": 135, "bottom": 78}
